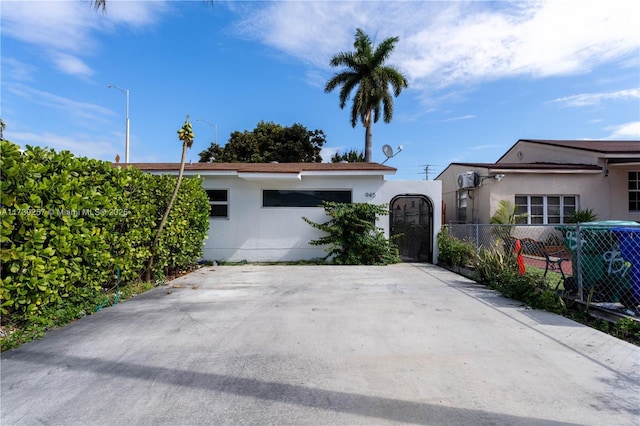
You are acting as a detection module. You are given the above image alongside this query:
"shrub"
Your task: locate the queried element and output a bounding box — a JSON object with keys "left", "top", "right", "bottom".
{"left": 437, "top": 230, "right": 475, "bottom": 267}
{"left": 565, "top": 208, "right": 598, "bottom": 223}
{"left": 472, "top": 245, "right": 565, "bottom": 314}
{"left": 303, "top": 202, "right": 400, "bottom": 265}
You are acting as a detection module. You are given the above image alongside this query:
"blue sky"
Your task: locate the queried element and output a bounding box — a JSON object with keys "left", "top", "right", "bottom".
{"left": 2, "top": 1, "right": 639, "bottom": 179}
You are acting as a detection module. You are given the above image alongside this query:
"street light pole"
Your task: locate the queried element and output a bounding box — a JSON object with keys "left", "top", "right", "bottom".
{"left": 196, "top": 118, "right": 217, "bottom": 144}
{"left": 107, "top": 84, "right": 130, "bottom": 163}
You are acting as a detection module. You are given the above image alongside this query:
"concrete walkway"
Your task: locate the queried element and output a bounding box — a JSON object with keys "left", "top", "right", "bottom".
{"left": 2, "top": 264, "right": 639, "bottom": 425}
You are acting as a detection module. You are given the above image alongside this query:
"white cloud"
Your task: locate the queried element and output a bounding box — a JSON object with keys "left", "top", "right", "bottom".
{"left": 470, "top": 144, "right": 504, "bottom": 151}
{"left": 548, "top": 88, "right": 640, "bottom": 107}
{"left": 607, "top": 121, "right": 640, "bottom": 139}
{"left": 235, "top": 1, "right": 640, "bottom": 91}
{"left": 52, "top": 53, "right": 95, "bottom": 78}
{"left": 1, "top": 58, "right": 37, "bottom": 82}
{"left": 8, "top": 131, "right": 119, "bottom": 160}
{"left": 438, "top": 115, "right": 475, "bottom": 123}
{"left": 6, "top": 83, "right": 114, "bottom": 123}
{"left": 320, "top": 146, "right": 341, "bottom": 162}
{"left": 1, "top": 1, "right": 170, "bottom": 77}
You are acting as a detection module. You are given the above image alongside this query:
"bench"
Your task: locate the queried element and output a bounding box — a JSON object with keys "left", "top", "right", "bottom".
{"left": 514, "top": 238, "right": 571, "bottom": 280}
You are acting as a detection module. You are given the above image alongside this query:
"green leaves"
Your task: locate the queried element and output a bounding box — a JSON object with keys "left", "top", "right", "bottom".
{"left": 303, "top": 202, "right": 399, "bottom": 265}
{"left": 0, "top": 140, "right": 209, "bottom": 319}
{"left": 325, "top": 28, "right": 408, "bottom": 161}
{"left": 198, "top": 121, "right": 325, "bottom": 163}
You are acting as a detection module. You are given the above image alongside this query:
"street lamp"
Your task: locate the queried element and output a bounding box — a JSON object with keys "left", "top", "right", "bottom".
{"left": 196, "top": 118, "right": 217, "bottom": 144}
{"left": 107, "top": 84, "right": 130, "bottom": 163}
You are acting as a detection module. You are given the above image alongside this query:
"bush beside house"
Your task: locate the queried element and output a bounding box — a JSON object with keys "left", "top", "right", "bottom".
{"left": 304, "top": 202, "right": 400, "bottom": 265}
{"left": 0, "top": 141, "right": 209, "bottom": 325}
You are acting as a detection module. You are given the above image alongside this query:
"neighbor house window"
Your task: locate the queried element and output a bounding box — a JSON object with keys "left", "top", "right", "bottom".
{"left": 207, "top": 190, "right": 228, "bottom": 218}
{"left": 262, "top": 190, "right": 351, "bottom": 207}
{"left": 515, "top": 195, "right": 577, "bottom": 224}
{"left": 629, "top": 171, "right": 640, "bottom": 212}
{"left": 457, "top": 190, "right": 467, "bottom": 223}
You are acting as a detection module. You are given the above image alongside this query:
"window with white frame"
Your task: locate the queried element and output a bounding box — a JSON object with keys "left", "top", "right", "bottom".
{"left": 457, "top": 191, "right": 467, "bottom": 223}
{"left": 206, "top": 189, "right": 228, "bottom": 218}
{"left": 515, "top": 195, "right": 577, "bottom": 224}
{"left": 629, "top": 171, "right": 640, "bottom": 212}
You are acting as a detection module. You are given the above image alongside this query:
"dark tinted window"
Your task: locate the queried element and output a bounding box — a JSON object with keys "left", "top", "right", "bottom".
{"left": 263, "top": 190, "right": 351, "bottom": 207}
{"left": 207, "top": 190, "right": 228, "bottom": 218}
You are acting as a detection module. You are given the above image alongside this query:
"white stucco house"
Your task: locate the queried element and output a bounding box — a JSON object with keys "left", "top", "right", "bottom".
{"left": 130, "top": 162, "right": 442, "bottom": 263}
{"left": 436, "top": 139, "right": 640, "bottom": 225}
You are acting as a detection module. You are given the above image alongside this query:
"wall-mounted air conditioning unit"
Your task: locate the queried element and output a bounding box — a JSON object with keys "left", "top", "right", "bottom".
{"left": 457, "top": 171, "right": 478, "bottom": 189}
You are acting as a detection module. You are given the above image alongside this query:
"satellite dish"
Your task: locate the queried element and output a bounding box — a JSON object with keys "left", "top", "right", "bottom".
{"left": 381, "top": 144, "right": 403, "bottom": 164}
{"left": 382, "top": 144, "right": 394, "bottom": 158}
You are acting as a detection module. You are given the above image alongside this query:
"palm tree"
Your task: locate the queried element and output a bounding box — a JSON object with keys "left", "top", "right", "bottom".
{"left": 325, "top": 28, "right": 408, "bottom": 162}
{"left": 92, "top": 0, "right": 106, "bottom": 11}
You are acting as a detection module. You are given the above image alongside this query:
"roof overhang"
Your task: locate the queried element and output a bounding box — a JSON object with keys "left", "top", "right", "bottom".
{"left": 118, "top": 162, "right": 397, "bottom": 179}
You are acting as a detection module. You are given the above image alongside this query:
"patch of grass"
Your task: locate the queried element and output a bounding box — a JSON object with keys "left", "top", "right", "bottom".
{"left": 524, "top": 266, "right": 567, "bottom": 290}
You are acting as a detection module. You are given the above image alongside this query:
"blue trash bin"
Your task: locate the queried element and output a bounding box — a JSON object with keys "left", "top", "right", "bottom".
{"left": 611, "top": 227, "right": 640, "bottom": 305}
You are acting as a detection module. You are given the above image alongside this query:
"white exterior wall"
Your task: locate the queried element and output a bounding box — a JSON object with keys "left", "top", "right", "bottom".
{"left": 202, "top": 175, "right": 442, "bottom": 262}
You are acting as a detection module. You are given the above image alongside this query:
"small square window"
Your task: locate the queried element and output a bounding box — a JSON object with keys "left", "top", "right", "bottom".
{"left": 207, "top": 190, "right": 228, "bottom": 218}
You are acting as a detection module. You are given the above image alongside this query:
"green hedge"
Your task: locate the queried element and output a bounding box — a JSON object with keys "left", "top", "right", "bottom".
{"left": 0, "top": 141, "right": 209, "bottom": 317}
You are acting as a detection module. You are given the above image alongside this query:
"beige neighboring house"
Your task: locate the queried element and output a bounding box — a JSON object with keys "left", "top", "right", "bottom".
{"left": 436, "top": 139, "right": 640, "bottom": 225}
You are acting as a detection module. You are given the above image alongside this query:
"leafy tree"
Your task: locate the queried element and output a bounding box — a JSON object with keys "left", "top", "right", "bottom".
{"left": 325, "top": 28, "right": 408, "bottom": 162}
{"left": 198, "top": 121, "right": 325, "bottom": 163}
{"left": 331, "top": 149, "right": 365, "bottom": 163}
{"left": 198, "top": 142, "right": 225, "bottom": 163}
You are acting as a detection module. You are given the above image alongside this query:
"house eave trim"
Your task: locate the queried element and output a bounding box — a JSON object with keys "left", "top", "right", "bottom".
{"left": 238, "top": 173, "right": 302, "bottom": 181}
{"left": 301, "top": 170, "right": 395, "bottom": 177}
{"left": 488, "top": 168, "right": 601, "bottom": 174}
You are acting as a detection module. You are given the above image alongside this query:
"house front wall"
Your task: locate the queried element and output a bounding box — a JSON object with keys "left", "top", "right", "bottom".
{"left": 439, "top": 165, "right": 490, "bottom": 224}
{"left": 439, "top": 164, "right": 634, "bottom": 224}
{"left": 202, "top": 175, "right": 442, "bottom": 262}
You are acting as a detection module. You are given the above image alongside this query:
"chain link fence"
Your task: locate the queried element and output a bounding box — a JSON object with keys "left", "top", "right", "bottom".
{"left": 443, "top": 223, "right": 640, "bottom": 313}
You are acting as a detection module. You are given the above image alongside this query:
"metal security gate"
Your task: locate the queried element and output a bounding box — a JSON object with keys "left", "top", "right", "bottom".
{"left": 390, "top": 195, "right": 434, "bottom": 263}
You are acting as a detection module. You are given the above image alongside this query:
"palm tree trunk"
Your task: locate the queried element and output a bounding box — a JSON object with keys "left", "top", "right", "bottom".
{"left": 364, "top": 112, "right": 373, "bottom": 162}
{"left": 144, "top": 142, "right": 188, "bottom": 281}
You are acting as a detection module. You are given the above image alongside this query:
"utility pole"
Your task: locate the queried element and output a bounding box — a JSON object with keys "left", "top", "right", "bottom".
{"left": 419, "top": 164, "right": 437, "bottom": 180}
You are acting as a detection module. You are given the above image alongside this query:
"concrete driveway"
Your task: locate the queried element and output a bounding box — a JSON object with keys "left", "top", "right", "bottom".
{"left": 2, "top": 263, "right": 639, "bottom": 425}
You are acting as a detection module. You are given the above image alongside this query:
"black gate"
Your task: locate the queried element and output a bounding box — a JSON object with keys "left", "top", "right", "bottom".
{"left": 389, "top": 195, "right": 434, "bottom": 263}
